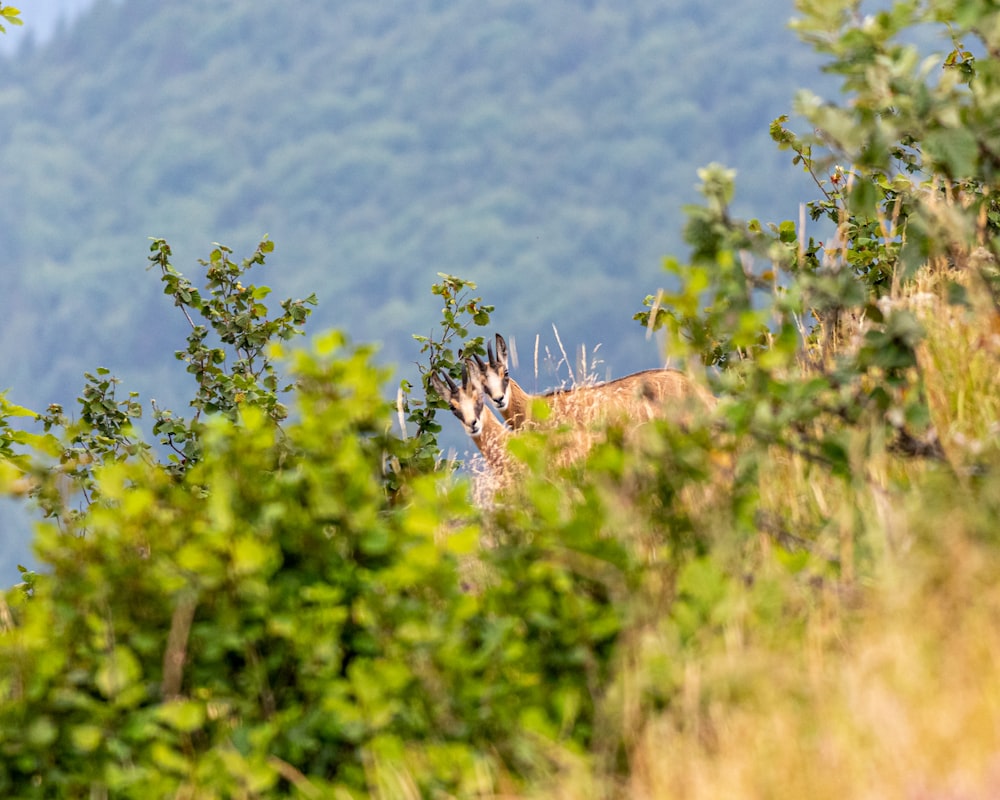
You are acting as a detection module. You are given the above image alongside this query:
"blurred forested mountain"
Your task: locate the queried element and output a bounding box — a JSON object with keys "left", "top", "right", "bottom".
{"left": 1, "top": 0, "right": 832, "bottom": 575}
{"left": 1, "top": 0, "right": 830, "bottom": 402}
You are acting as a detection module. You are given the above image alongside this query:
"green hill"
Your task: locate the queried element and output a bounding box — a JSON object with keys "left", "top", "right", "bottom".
{"left": 0, "top": 0, "right": 824, "bottom": 398}
{"left": 0, "top": 0, "right": 828, "bottom": 576}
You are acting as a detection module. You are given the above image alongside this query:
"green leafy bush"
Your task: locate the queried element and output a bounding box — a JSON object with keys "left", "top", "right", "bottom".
{"left": 0, "top": 247, "right": 644, "bottom": 795}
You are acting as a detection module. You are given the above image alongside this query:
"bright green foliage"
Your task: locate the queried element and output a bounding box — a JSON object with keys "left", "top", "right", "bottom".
{"left": 633, "top": 0, "right": 1000, "bottom": 478}
{"left": 0, "top": 329, "right": 639, "bottom": 796}
{"left": 21, "top": 238, "right": 317, "bottom": 530}
{"left": 789, "top": 0, "right": 1000, "bottom": 279}
{"left": 148, "top": 237, "right": 317, "bottom": 472}
{"left": 0, "top": 252, "right": 635, "bottom": 794}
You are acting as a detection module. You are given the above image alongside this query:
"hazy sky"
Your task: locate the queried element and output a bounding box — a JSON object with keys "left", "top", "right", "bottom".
{"left": 0, "top": 0, "right": 94, "bottom": 52}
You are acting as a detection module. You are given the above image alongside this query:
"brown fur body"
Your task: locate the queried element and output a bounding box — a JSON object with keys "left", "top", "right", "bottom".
{"left": 478, "top": 334, "right": 716, "bottom": 431}
{"left": 542, "top": 368, "right": 716, "bottom": 427}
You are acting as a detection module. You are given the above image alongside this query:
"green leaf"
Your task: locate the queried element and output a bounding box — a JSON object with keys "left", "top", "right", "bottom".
{"left": 0, "top": 6, "right": 23, "bottom": 27}
{"left": 777, "top": 219, "right": 797, "bottom": 243}
{"left": 923, "top": 127, "right": 979, "bottom": 179}
{"left": 26, "top": 715, "right": 58, "bottom": 747}
{"left": 946, "top": 280, "right": 970, "bottom": 307}
{"left": 70, "top": 724, "right": 104, "bottom": 753}
{"left": 155, "top": 700, "right": 207, "bottom": 733}
{"left": 847, "top": 178, "right": 879, "bottom": 217}
{"left": 0, "top": 397, "right": 37, "bottom": 417}
{"left": 95, "top": 646, "right": 143, "bottom": 699}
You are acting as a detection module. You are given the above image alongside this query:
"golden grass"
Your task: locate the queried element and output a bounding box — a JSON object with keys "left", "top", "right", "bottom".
{"left": 915, "top": 268, "right": 1000, "bottom": 471}
{"left": 521, "top": 264, "right": 1000, "bottom": 799}
{"left": 617, "top": 522, "right": 1000, "bottom": 800}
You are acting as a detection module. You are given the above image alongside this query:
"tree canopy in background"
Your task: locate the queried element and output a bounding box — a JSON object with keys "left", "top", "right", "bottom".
{"left": 0, "top": 0, "right": 823, "bottom": 407}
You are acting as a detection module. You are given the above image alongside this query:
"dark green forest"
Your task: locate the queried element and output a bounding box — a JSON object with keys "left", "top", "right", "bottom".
{"left": 1, "top": 0, "right": 825, "bottom": 401}
{"left": 0, "top": 0, "right": 830, "bottom": 578}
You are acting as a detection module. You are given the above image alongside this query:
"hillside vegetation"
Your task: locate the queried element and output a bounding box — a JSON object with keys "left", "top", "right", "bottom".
{"left": 0, "top": 0, "right": 821, "bottom": 410}
{"left": 0, "top": 0, "right": 827, "bottom": 576}
{"left": 3, "top": 0, "right": 1000, "bottom": 797}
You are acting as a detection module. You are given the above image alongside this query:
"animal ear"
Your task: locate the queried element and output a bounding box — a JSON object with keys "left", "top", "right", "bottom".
{"left": 495, "top": 333, "right": 508, "bottom": 366}
{"left": 464, "top": 357, "right": 485, "bottom": 391}
{"left": 428, "top": 372, "right": 451, "bottom": 401}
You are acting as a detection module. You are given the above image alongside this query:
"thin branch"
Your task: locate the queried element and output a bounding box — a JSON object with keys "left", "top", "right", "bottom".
{"left": 162, "top": 592, "right": 198, "bottom": 699}
{"left": 267, "top": 757, "right": 322, "bottom": 799}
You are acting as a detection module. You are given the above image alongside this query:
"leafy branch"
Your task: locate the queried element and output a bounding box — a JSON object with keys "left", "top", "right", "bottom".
{"left": 0, "top": 238, "right": 318, "bottom": 527}
{"left": 148, "top": 237, "right": 317, "bottom": 472}
{"left": 396, "top": 273, "right": 493, "bottom": 473}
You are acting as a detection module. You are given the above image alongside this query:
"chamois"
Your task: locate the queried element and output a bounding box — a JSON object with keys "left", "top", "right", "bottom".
{"left": 477, "top": 333, "right": 715, "bottom": 431}
{"left": 429, "top": 359, "right": 509, "bottom": 474}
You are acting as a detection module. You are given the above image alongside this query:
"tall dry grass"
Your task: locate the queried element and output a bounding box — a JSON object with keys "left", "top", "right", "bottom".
{"left": 522, "top": 267, "right": 1000, "bottom": 799}
{"left": 616, "top": 518, "right": 1000, "bottom": 800}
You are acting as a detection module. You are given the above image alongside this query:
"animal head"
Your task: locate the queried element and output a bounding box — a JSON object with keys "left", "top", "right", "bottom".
{"left": 475, "top": 333, "right": 511, "bottom": 411}
{"left": 429, "top": 360, "right": 489, "bottom": 438}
